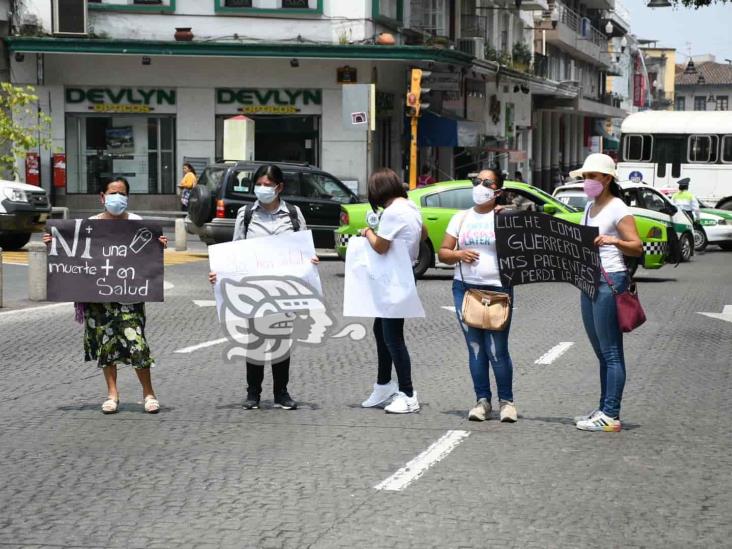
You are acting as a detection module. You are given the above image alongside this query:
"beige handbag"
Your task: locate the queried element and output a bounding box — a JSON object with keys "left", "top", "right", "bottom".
{"left": 455, "top": 210, "right": 512, "bottom": 331}
{"left": 461, "top": 289, "right": 511, "bottom": 330}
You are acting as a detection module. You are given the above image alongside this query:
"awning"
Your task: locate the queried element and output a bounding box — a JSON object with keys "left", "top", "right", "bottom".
{"left": 416, "top": 111, "right": 483, "bottom": 148}
{"left": 4, "top": 37, "right": 473, "bottom": 64}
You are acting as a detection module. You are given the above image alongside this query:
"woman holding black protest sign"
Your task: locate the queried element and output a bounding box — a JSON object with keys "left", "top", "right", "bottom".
{"left": 43, "top": 177, "right": 168, "bottom": 414}
{"left": 571, "top": 154, "right": 642, "bottom": 432}
{"left": 438, "top": 168, "right": 517, "bottom": 423}
{"left": 208, "top": 164, "right": 318, "bottom": 411}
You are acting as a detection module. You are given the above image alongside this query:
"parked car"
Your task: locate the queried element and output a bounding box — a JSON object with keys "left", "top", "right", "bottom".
{"left": 185, "top": 161, "right": 361, "bottom": 248}
{"left": 335, "top": 180, "right": 674, "bottom": 278}
{"left": 553, "top": 180, "right": 696, "bottom": 261}
{"left": 0, "top": 179, "right": 51, "bottom": 250}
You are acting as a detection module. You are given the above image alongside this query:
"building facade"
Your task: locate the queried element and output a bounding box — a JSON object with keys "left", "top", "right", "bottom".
{"left": 4, "top": 0, "right": 634, "bottom": 210}
{"left": 674, "top": 55, "right": 732, "bottom": 113}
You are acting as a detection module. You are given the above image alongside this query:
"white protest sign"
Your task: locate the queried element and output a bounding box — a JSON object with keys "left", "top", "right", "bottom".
{"left": 343, "top": 237, "right": 425, "bottom": 319}
{"left": 208, "top": 230, "right": 323, "bottom": 315}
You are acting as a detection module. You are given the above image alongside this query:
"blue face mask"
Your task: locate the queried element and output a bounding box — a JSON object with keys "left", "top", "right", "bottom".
{"left": 104, "top": 193, "right": 128, "bottom": 216}
{"left": 254, "top": 185, "right": 278, "bottom": 205}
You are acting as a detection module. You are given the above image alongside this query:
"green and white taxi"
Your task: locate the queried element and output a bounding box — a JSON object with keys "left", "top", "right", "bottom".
{"left": 335, "top": 180, "right": 674, "bottom": 278}
{"left": 553, "top": 181, "right": 696, "bottom": 262}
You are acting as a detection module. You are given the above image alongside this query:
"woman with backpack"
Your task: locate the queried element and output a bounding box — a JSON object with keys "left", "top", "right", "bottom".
{"left": 208, "top": 164, "right": 318, "bottom": 411}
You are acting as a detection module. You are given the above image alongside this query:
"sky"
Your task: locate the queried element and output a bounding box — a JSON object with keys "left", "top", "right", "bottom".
{"left": 624, "top": 0, "right": 732, "bottom": 62}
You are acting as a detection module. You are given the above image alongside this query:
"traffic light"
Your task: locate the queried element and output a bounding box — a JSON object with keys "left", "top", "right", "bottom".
{"left": 405, "top": 68, "right": 431, "bottom": 117}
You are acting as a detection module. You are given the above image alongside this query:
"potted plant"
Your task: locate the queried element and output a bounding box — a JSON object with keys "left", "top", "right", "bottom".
{"left": 512, "top": 41, "right": 533, "bottom": 72}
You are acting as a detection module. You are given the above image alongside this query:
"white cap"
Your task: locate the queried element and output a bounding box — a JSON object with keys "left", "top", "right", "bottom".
{"left": 569, "top": 153, "right": 617, "bottom": 179}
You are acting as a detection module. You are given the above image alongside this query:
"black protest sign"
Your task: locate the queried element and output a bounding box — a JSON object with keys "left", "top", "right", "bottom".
{"left": 495, "top": 212, "right": 600, "bottom": 299}
{"left": 46, "top": 219, "right": 164, "bottom": 302}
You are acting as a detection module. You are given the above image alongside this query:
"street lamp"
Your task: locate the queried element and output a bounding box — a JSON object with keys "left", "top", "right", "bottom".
{"left": 620, "top": 36, "right": 628, "bottom": 52}
{"left": 605, "top": 21, "right": 614, "bottom": 35}
{"left": 647, "top": 0, "right": 672, "bottom": 6}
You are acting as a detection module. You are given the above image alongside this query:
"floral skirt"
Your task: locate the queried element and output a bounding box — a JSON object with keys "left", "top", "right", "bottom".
{"left": 84, "top": 303, "right": 154, "bottom": 369}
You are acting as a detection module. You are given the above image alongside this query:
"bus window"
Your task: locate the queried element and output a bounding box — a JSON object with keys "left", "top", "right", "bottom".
{"left": 653, "top": 136, "right": 685, "bottom": 177}
{"left": 722, "top": 136, "right": 732, "bottom": 163}
{"left": 688, "top": 135, "right": 719, "bottom": 163}
{"left": 624, "top": 134, "right": 652, "bottom": 162}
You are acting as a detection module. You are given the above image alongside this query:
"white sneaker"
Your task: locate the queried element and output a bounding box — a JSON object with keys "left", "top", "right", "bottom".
{"left": 576, "top": 411, "right": 622, "bottom": 432}
{"left": 361, "top": 381, "right": 399, "bottom": 408}
{"left": 574, "top": 408, "right": 599, "bottom": 424}
{"left": 468, "top": 398, "right": 491, "bottom": 421}
{"left": 384, "top": 391, "right": 420, "bottom": 414}
{"left": 499, "top": 400, "right": 517, "bottom": 422}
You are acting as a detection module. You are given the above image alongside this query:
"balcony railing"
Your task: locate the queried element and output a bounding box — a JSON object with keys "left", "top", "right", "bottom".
{"left": 557, "top": 3, "right": 607, "bottom": 49}
{"left": 461, "top": 14, "right": 488, "bottom": 39}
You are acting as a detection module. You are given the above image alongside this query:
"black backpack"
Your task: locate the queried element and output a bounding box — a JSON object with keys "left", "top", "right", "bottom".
{"left": 241, "top": 202, "right": 301, "bottom": 239}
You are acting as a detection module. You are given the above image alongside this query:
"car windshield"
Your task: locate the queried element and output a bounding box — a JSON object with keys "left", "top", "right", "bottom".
{"left": 556, "top": 193, "right": 589, "bottom": 209}
{"left": 528, "top": 186, "right": 579, "bottom": 212}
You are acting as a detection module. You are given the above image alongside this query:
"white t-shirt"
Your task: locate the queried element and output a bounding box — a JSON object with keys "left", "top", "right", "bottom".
{"left": 583, "top": 198, "right": 632, "bottom": 273}
{"left": 377, "top": 198, "right": 422, "bottom": 263}
{"left": 445, "top": 209, "right": 502, "bottom": 286}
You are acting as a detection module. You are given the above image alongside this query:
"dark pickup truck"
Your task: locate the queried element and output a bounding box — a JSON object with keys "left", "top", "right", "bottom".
{"left": 0, "top": 179, "right": 52, "bottom": 250}
{"left": 185, "top": 161, "right": 361, "bottom": 248}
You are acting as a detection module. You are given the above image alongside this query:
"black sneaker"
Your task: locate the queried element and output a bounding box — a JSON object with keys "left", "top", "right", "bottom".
{"left": 242, "top": 394, "right": 260, "bottom": 409}
{"left": 274, "top": 391, "right": 297, "bottom": 410}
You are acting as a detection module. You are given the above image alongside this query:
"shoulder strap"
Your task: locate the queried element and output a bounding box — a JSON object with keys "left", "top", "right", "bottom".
{"left": 455, "top": 209, "right": 470, "bottom": 249}
{"left": 285, "top": 202, "right": 300, "bottom": 232}
{"left": 242, "top": 204, "right": 254, "bottom": 239}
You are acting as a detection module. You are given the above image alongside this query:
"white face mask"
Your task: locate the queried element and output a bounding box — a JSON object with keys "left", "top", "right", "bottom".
{"left": 472, "top": 185, "right": 495, "bottom": 205}
{"left": 254, "top": 185, "right": 277, "bottom": 204}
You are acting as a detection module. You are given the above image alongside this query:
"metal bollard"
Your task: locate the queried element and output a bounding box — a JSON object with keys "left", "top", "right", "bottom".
{"left": 0, "top": 247, "right": 3, "bottom": 308}
{"left": 174, "top": 217, "right": 187, "bottom": 252}
{"left": 28, "top": 242, "right": 47, "bottom": 301}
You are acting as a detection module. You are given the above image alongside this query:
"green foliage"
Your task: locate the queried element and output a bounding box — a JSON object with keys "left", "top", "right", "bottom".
{"left": 512, "top": 41, "right": 533, "bottom": 66}
{"left": 677, "top": 0, "right": 729, "bottom": 7}
{"left": 484, "top": 44, "right": 513, "bottom": 66}
{"left": 0, "top": 83, "right": 52, "bottom": 179}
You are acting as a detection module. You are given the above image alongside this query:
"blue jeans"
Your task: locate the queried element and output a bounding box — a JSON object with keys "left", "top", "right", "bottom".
{"left": 580, "top": 271, "right": 628, "bottom": 419}
{"left": 374, "top": 318, "right": 413, "bottom": 397}
{"left": 452, "top": 280, "right": 514, "bottom": 402}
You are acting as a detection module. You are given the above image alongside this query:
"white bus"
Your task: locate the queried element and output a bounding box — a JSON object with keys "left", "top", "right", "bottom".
{"left": 617, "top": 111, "right": 732, "bottom": 210}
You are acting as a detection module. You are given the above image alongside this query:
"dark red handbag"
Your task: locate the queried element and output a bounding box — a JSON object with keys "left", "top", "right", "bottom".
{"left": 602, "top": 269, "right": 646, "bottom": 333}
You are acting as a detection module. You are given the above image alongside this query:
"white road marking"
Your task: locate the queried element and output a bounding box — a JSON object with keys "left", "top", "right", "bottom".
{"left": 0, "top": 302, "right": 72, "bottom": 319}
{"left": 173, "top": 337, "right": 227, "bottom": 354}
{"left": 535, "top": 342, "right": 575, "bottom": 365}
{"left": 374, "top": 430, "right": 471, "bottom": 492}
{"left": 441, "top": 306, "right": 456, "bottom": 312}
{"left": 164, "top": 281, "right": 174, "bottom": 290}
{"left": 193, "top": 300, "right": 217, "bottom": 307}
{"left": 698, "top": 305, "right": 732, "bottom": 324}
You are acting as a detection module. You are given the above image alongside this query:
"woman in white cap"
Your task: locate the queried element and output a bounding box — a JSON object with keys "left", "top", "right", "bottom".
{"left": 569, "top": 154, "right": 642, "bottom": 432}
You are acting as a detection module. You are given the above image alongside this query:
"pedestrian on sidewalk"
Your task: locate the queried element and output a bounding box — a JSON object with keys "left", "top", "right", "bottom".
{"left": 208, "top": 164, "right": 318, "bottom": 411}
{"left": 42, "top": 177, "right": 168, "bottom": 415}
{"left": 571, "top": 154, "right": 642, "bottom": 432}
{"left": 437, "top": 168, "right": 517, "bottom": 423}
{"left": 178, "top": 162, "right": 197, "bottom": 212}
{"left": 359, "top": 168, "right": 426, "bottom": 414}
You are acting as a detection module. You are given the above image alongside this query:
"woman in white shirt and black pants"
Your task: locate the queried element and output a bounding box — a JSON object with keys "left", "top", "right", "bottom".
{"left": 570, "top": 154, "right": 642, "bottom": 432}
{"left": 438, "top": 169, "right": 518, "bottom": 423}
{"left": 359, "top": 168, "right": 426, "bottom": 414}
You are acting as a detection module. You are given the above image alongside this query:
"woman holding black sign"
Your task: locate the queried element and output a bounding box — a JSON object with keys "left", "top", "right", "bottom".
{"left": 570, "top": 154, "right": 642, "bottom": 432}
{"left": 43, "top": 177, "right": 168, "bottom": 414}
{"left": 438, "top": 169, "right": 517, "bottom": 423}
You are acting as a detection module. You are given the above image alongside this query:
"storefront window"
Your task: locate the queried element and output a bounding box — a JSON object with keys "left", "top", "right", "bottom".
{"left": 66, "top": 114, "right": 176, "bottom": 194}
{"left": 215, "top": 115, "right": 320, "bottom": 165}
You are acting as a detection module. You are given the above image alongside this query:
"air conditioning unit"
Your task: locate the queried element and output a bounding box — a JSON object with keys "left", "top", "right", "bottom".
{"left": 457, "top": 37, "right": 485, "bottom": 61}
{"left": 52, "top": 0, "right": 88, "bottom": 36}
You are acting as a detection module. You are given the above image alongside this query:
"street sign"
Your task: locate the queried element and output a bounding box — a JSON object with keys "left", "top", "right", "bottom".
{"left": 422, "top": 72, "right": 461, "bottom": 92}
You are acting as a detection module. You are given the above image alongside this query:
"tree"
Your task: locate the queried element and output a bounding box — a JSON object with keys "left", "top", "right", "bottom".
{"left": 676, "top": 0, "right": 729, "bottom": 7}
{"left": 0, "top": 83, "right": 52, "bottom": 180}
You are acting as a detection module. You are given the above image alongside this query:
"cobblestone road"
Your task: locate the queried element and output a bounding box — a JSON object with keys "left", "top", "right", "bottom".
{"left": 0, "top": 246, "right": 730, "bottom": 548}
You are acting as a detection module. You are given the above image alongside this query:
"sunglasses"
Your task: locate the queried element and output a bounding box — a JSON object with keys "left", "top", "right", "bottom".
{"left": 472, "top": 178, "right": 498, "bottom": 188}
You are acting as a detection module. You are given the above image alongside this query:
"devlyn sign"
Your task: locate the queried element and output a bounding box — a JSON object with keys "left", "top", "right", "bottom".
{"left": 65, "top": 87, "right": 177, "bottom": 114}
{"left": 216, "top": 88, "right": 322, "bottom": 115}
